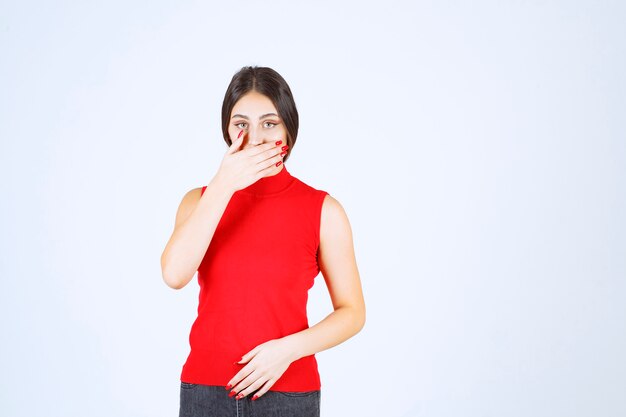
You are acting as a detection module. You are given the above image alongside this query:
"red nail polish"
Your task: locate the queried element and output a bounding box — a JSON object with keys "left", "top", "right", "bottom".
{"left": 229, "top": 390, "right": 237, "bottom": 397}
{"left": 276, "top": 161, "right": 282, "bottom": 167}
{"left": 238, "top": 130, "right": 243, "bottom": 139}
{"left": 236, "top": 393, "right": 244, "bottom": 400}
{"left": 275, "top": 140, "right": 282, "bottom": 145}
{"left": 252, "top": 395, "right": 258, "bottom": 401}
{"left": 225, "top": 384, "right": 232, "bottom": 390}
{"left": 281, "top": 145, "right": 288, "bottom": 151}
{"left": 280, "top": 151, "right": 287, "bottom": 156}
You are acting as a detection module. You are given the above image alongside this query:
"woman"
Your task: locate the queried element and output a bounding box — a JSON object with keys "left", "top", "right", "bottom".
{"left": 161, "top": 66, "right": 365, "bottom": 417}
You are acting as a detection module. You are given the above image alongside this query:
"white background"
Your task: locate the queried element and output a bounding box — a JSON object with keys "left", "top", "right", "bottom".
{"left": 1, "top": 1, "right": 624, "bottom": 416}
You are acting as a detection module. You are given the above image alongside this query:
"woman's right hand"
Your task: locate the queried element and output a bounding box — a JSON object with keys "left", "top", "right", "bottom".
{"left": 212, "top": 129, "right": 287, "bottom": 194}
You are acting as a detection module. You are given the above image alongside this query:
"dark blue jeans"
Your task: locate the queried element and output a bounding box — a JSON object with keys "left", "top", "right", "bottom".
{"left": 179, "top": 382, "right": 321, "bottom": 417}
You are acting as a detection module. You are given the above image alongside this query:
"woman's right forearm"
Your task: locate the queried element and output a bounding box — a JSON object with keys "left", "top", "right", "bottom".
{"left": 161, "top": 177, "right": 234, "bottom": 289}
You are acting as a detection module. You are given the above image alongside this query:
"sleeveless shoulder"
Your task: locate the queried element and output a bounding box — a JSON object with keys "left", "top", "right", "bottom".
{"left": 288, "top": 177, "right": 330, "bottom": 251}
{"left": 290, "top": 178, "right": 330, "bottom": 217}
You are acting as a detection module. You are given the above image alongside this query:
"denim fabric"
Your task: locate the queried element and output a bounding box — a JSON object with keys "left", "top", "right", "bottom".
{"left": 179, "top": 381, "right": 321, "bottom": 417}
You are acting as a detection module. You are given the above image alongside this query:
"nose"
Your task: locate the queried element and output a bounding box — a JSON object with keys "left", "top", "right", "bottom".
{"left": 245, "top": 126, "right": 264, "bottom": 146}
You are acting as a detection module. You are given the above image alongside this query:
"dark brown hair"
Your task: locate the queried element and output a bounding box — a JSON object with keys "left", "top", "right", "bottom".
{"left": 221, "top": 66, "right": 298, "bottom": 163}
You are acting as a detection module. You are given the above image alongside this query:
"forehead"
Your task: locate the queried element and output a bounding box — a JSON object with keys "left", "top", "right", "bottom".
{"left": 231, "top": 91, "right": 276, "bottom": 115}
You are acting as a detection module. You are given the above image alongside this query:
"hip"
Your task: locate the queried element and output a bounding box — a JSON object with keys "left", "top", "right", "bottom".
{"left": 179, "top": 382, "right": 320, "bottom": 417}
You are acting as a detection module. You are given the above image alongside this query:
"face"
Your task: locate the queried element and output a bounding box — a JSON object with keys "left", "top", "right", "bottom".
{"left": 229, "top": 90, "right": 288, "bottom": 151}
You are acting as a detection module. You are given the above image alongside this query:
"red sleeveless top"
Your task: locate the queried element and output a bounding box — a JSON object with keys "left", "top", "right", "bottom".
{"left": 180, "top": 164, "right": 328, "bottom": 391}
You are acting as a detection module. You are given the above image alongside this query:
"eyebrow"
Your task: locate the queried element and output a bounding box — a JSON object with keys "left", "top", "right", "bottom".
{"left": 231, "top": 113, "right": 279, "bottom": 120}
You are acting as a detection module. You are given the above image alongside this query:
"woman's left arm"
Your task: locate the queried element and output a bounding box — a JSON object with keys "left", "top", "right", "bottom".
{"left": 283, "top": 194, "right": 366, "bottom": 360}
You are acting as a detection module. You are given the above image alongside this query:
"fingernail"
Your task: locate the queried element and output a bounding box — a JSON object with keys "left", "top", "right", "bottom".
{"left": 238, "top": 130, "right": 244, "bottom": 139}
{"left": 275, "top": 140, "right": 282, "bottom": 145}
{"left": 281, "top": 145, "right": 288, "bottom": 151}
{"left": 225, "top": 384, "right": 232, "bottom": 390}
{"left": 229, "top": 390, "right": 237, "bottom": 397}
{"left": 236, "top": 393, "right": 244, "bottom": 400}
{"left": 280, "top": 151, "right": 287, "bottom": 156}
{"left": 252, "top": 395, "right": 259, "bottom": 401}
{"left": 276, "top": 161, "right": 282, "bottom": 167}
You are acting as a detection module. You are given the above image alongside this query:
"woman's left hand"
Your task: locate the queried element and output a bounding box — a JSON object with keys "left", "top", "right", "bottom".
{"left": 226, "top": 337, "right": 298, "bottom": 400}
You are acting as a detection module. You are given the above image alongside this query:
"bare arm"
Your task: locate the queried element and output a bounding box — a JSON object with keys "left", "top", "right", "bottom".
{"left": 160, "top": 177, "right": 234, "bottom": 290}
{"left": 282, "top": 194, "right": 366, "bottom": 360}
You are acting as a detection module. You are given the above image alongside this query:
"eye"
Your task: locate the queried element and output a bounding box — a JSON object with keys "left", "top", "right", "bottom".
{"left": 234, "top": 122, "right": 247, "bottom": 129}
{"left": 264, "top": 121, "right": 278, "bottom": 128}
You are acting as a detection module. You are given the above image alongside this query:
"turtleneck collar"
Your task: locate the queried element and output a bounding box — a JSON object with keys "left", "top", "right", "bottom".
{"left": 239, "top": 164, "right": 295, "bottom": 196}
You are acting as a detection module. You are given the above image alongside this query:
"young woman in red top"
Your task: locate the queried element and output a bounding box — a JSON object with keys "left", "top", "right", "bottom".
{"left": 161, "top": 66, "right": 365, "bottom": 416}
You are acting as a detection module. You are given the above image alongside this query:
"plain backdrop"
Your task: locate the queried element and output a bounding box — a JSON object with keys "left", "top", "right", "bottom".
{"left": 1, "top": 1, "right": 625, "bottom": 416}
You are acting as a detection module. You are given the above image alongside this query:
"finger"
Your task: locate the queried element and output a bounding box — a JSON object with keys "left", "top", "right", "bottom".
{"left": 227, "top": 358, "right": 256, "bottom": 392}
{"left": 251, "top": 378, "right": 278, "bottom": 401}
{"left": 226, "top": 129, "right": 245, "bottom": 155}
{"left": 255, "top": 153, "right": 284, "bottom": 178}
{"left": 237, "top": 376, "right": 269, "bottom": 400}
{"left": 246, "top": 138, "right": 284, "bottom": 158}
{"left": 234, "top": 344, "right": 259, "bottom": 367}
{"left": 266, "top": 141, "right": 287, "bottom": 159}
{"left": 248, "top": 144, "right": 286, "bottom": 170}
{"left": 231, "top": 368, "right": 261, "bottom": 398}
